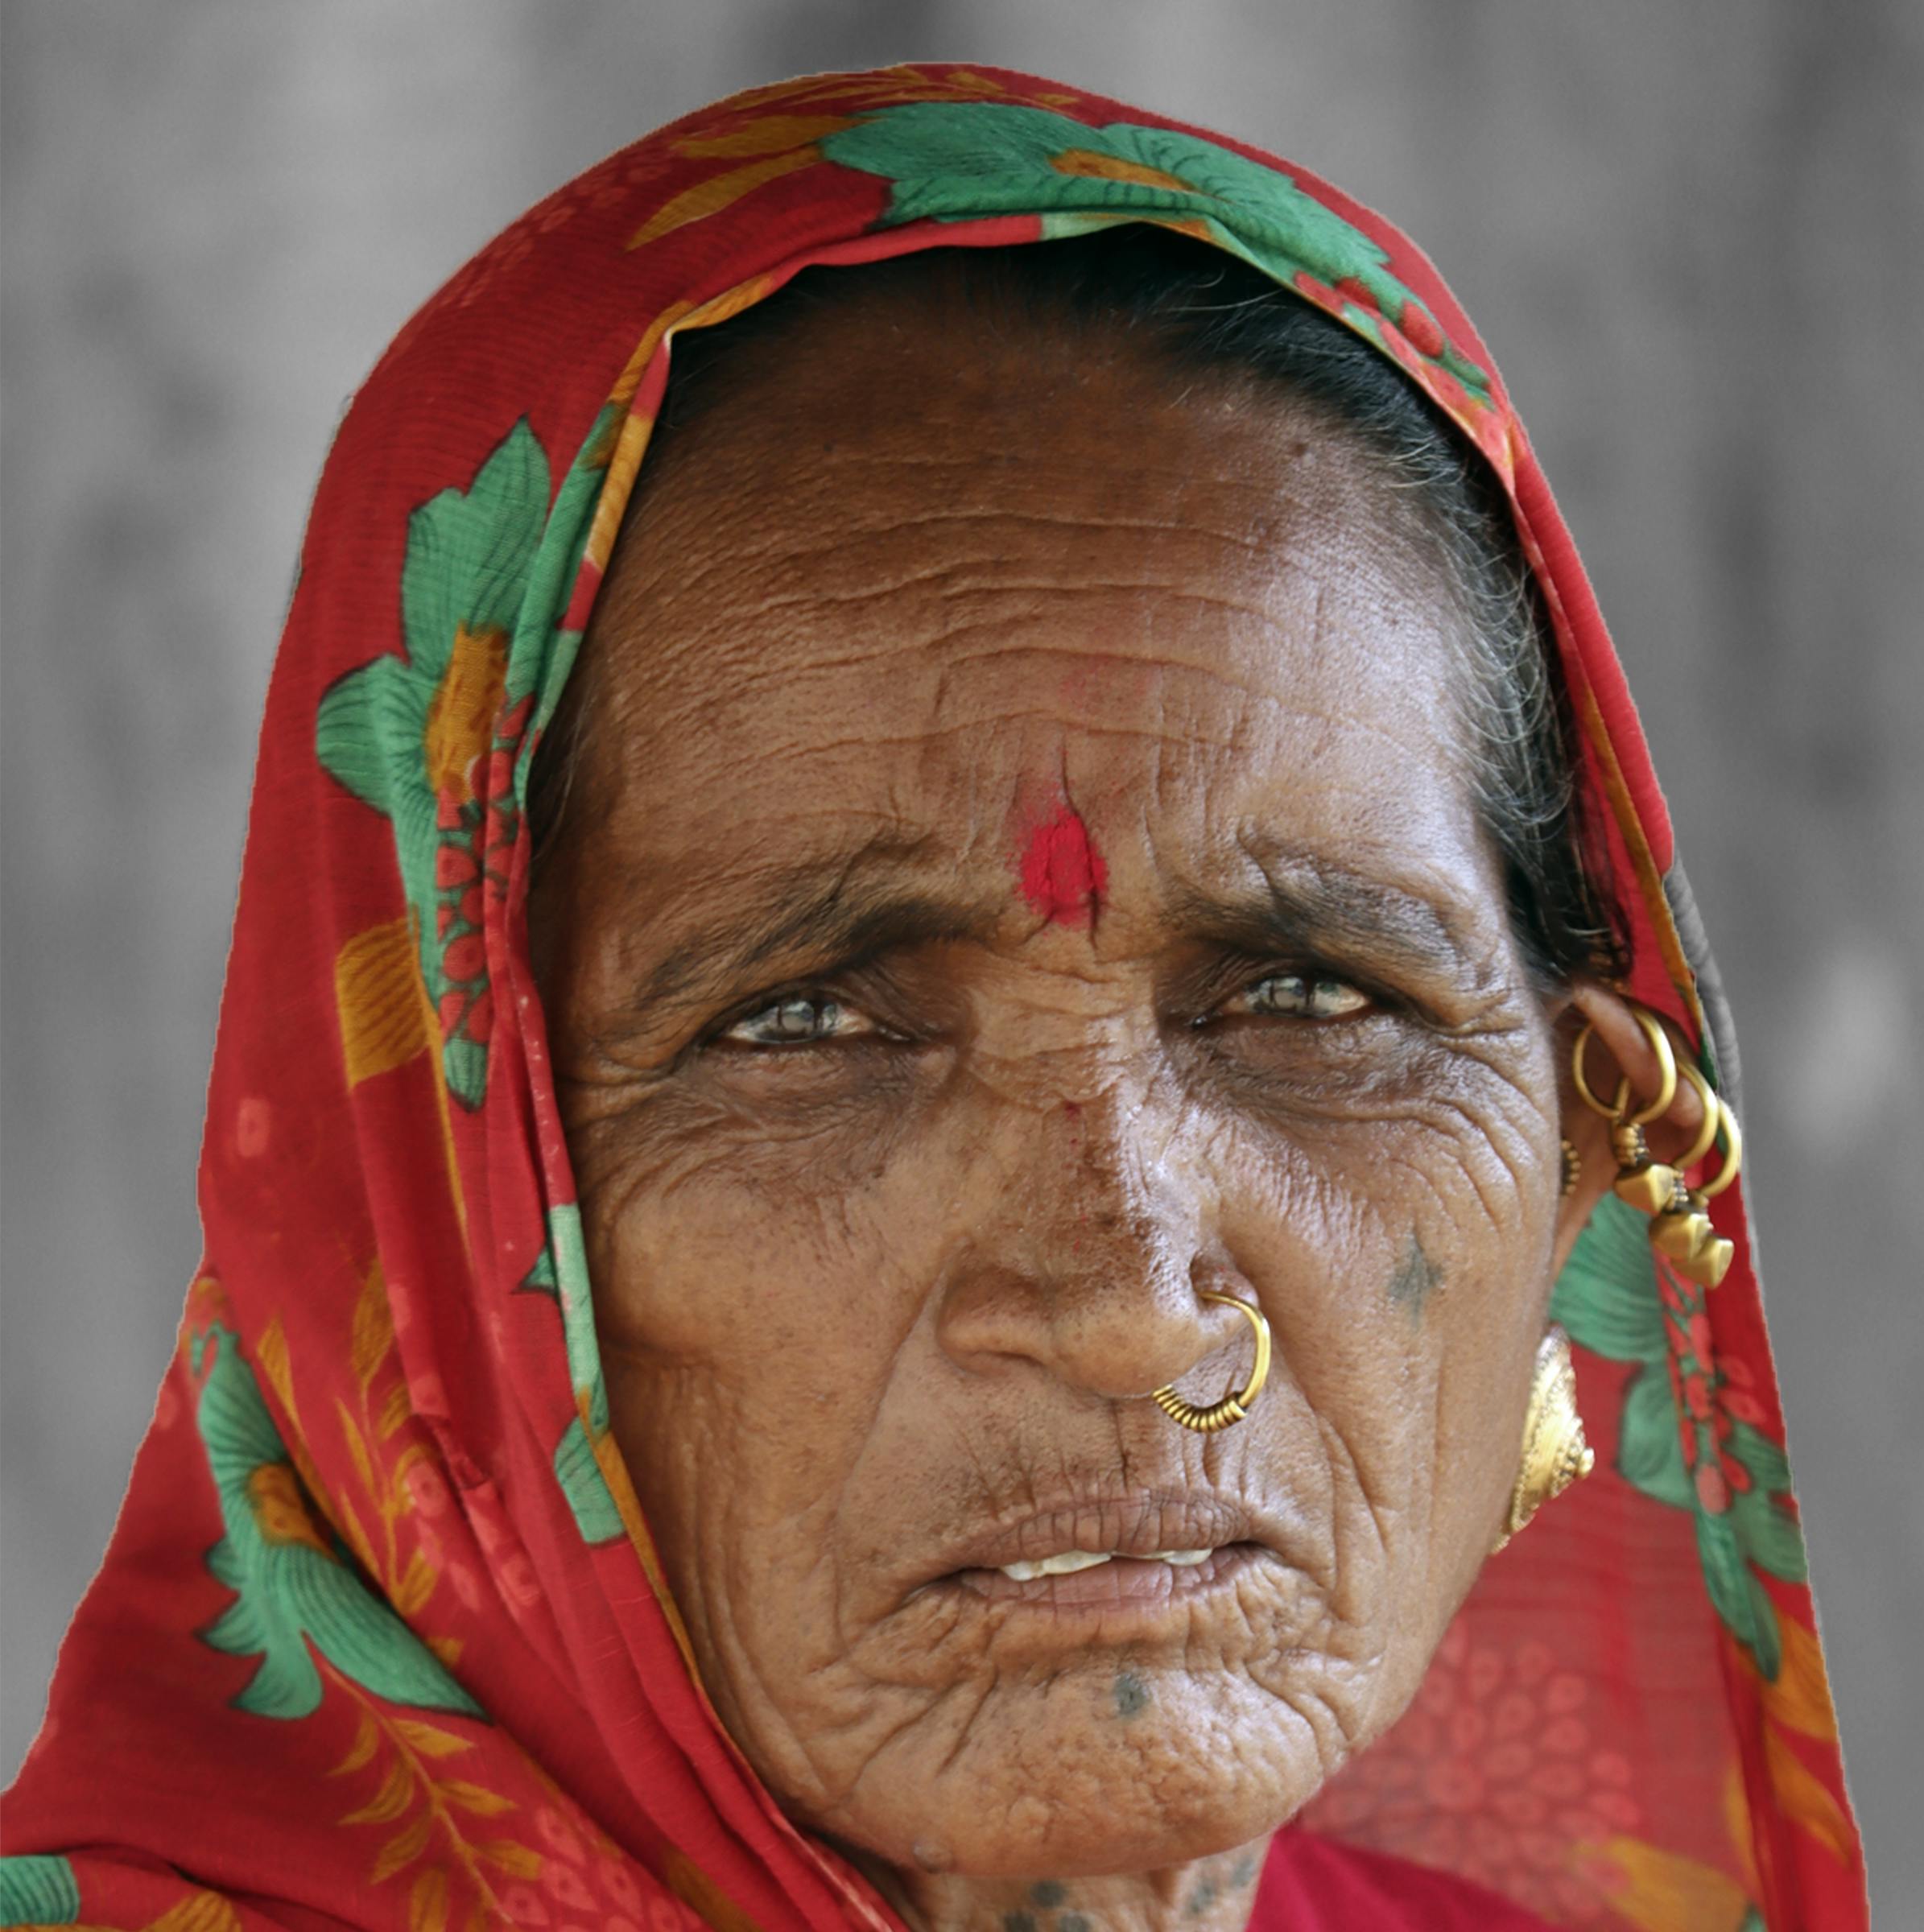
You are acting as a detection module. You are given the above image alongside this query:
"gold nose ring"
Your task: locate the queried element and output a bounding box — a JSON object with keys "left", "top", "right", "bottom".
{"left": 1152, "top": 1291, "right": 1272, "bottom": 1433}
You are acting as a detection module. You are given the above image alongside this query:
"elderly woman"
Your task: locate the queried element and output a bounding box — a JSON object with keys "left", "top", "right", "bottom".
{"left": 0, "top": 64, "right": 1864, "bottom": 1932}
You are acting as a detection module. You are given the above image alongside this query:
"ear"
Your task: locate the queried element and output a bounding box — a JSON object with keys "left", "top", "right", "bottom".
{"left": 1548, "top": 981, "right": 1714, "bottom": 1278}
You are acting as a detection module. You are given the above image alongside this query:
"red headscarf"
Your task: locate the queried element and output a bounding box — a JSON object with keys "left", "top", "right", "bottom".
{"left": 0, "top": 64, "right": 1866, "bottom": 1932}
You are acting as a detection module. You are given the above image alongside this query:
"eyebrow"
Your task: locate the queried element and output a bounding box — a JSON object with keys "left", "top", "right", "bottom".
{"left": 630, "top": 862, "right": 1004, "bottom": 1018}
{"left": 1165, "top": 862, "right": 1480, "bottom": 985}
{"left": 621, "top": 836, "right": 1480, "bottom": 1029}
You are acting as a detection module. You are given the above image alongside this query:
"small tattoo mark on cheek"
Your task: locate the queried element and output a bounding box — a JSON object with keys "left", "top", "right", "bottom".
{"left": 1387, "top": 1232, "right": 1443, "bottom": 1317}
{"left": 1017, "top": 805, "right": 1107, "bottom": 928}
{"left": 1113, "top": 1670, "right": 1149, "bottom": 1719}
{"left": 1029, "top": 1884, "right": 1068, "bottom": 1909}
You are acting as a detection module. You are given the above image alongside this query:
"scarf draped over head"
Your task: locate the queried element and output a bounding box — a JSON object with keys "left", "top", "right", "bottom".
{"left": 0, "top": 64, "right": 1865, "bottom": 1932}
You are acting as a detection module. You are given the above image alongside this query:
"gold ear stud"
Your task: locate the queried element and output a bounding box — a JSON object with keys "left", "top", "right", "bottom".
{"left": 1495, "top": 1325, "right": 1595, "bottom": 1548}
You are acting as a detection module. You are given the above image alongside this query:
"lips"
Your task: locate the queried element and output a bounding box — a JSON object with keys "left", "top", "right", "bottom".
{"left": 917, "top": 1490, "right": 1274, "bottom": 1600}
{"left": 956, "top": 1543, "right": 1261, "bottom": 1607}
{"left": 997, "top": 1547, "right": 1212, "bottom": 1580}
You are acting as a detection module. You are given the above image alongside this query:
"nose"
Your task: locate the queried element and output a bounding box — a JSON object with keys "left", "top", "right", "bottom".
{"left": 934, "top": 1092, "right": 1248, "bottom": 1406}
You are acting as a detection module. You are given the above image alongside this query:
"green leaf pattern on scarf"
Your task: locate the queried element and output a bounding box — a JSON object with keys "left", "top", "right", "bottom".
{"left": 192, "top": 1325, "right": 483, "bottom": 1719}
{"left": 1552, "top": 1194, "right": 1807, "bottom": 1678}
{"left": 0, "top": 1853, "right": 81, "bottom": 1926}
{"left": 316, "top": 421, "right": 552, "bottom": 1108}
{"left": 522, "top": 1205, "right": 625, "bottom": 1544}
{"left": 820, "top": 102, "right": 1491, "bottom": 398}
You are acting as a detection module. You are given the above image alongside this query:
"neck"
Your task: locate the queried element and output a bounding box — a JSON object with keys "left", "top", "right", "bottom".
{"left": 849, "top": 1836, "right": 1274, "bottom": 1932}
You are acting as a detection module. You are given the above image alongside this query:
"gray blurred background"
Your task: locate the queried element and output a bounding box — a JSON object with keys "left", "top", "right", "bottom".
{"left": 3, "top": 0, "right": 1919, "bottom": 1915}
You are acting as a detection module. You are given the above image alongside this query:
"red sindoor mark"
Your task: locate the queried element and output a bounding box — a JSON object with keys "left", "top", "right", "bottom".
{"left": 1018, "top": 806, "right": 1107, "bottom": 928}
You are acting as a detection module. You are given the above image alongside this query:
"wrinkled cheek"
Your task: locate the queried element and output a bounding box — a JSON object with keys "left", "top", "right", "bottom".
{"left": 1222, "top": 1409, "right": 1460, "bottom": 1809}
{"left": 584, "top": 1120, "right": 891, "bottom": 1366}
{"left": 599, "top": 1345, "right": 910, "bottom": 1818}
{"left": 587, "top": 1156, "right": 933, "bottom": 1751}
{"left": 1210, "top": 1129, "right": 1535, "bottom": 1751}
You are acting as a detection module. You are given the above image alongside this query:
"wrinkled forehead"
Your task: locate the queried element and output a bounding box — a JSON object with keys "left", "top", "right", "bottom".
{"left": 556, "top": 287, "right": 1489, "bottom": 931}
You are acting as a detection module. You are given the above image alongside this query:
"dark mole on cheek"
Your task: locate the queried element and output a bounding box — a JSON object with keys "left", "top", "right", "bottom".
{"left": 1029, "top": 1884, "right": 1068, "bottom": 1909}
{"left": 1113, "top": 1671, "right": 1149, "bottom": 1719}
{"left": 1387, "top": 1232, "right": 1443, "bottom": 1318}
{"left": 1002, "top": 1916, "right": 1038, "bottom": 1932}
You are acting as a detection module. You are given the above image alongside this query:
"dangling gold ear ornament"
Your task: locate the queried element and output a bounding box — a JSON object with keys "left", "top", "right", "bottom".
{"left": 1559, "top": 1138, "right": 1582, "bottom": 1199}
{"left": 1494, "top": 1325, "right": 1595, "bottom": 1550}
{"left": 1571, "top": 1006, "right": 1744, "bottom": 1289}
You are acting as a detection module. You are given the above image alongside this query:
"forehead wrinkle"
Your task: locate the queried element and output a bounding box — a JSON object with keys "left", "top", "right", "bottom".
{"left": 669, "top": 617, "right": 1329, "bottom": 737}
{"left": 650, "top": 597, "right": 1291, "bottom": 720}
{"left": 618, "top": 453, "right": 1347, "bottom": 600}
{"left": 739, "top": 570, "right": 1302, "bottom": 622}
{"left": 915, "top": 691, "right": 1454, "bottom": 769}
{"left": 626, "top": 485, "right": 1268, "bottom": 572}
{"left": 663, "top": 569, "right": 1410, "bottom": 701}
{"left": 597, "top": 460, "right": 1452, "bottom": 759}
{"left": 613, "top": 520, "right": 1450, "bottom": 709}
{"left": 634, "top": 530, "right": 1294, "bottom": 643}
{"left": 617, "top": 684, "right": 1465, "bottom": 835}
{"left": 591, "top": 587, "right": 1466, "bottom": 865}
{"left": 606, "top": 617, "right": 1319, "bottom": 764}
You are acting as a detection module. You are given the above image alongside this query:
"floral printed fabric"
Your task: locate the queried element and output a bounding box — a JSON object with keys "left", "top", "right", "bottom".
{"left": 0, "top": 64, "right": 1864, "bottom": 1932}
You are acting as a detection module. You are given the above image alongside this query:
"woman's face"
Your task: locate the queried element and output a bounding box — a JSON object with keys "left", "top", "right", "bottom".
{"left": 531, "top": 296, "right": 1570, "bottom": 1880}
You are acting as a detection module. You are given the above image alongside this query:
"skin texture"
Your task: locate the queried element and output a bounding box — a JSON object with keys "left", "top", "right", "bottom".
{"left": 530, "top": 287, "right": 1704, "bottom": 1932}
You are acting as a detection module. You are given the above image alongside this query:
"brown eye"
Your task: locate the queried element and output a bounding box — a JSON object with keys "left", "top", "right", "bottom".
{"left": 720, "top": 993, "right": 876, "bottom": 1049}
{"left": 1233, "top": 972, "right": 1372, "bottom": 1021}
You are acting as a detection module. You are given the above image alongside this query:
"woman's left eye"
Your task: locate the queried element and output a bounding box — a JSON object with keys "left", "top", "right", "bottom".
{"left": 1227, "top": 972, "right": 1373, "bottom": 1021}
{"left": 720, "top": 994, "right": 876, "bottom": 1048}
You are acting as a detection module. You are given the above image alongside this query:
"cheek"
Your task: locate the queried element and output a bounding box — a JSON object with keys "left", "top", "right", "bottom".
{"left": 577, "top": 1091, "right": 941, "bottom": 1614}
{"left": 1211, "top": 1027, "right": 1563, "bottom": 1583}
{"left": 577, "top": 1082, "right": 936, "bottom": 1373}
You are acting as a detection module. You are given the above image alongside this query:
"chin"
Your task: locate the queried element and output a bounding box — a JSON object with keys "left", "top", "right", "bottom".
{"left": 814, "top": 1662, "right": 1332, "bottom": 1880}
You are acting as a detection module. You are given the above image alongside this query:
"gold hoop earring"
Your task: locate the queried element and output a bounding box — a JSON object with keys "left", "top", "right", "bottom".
{"left": 1572, "top": 1005, "right": 1743, "bottom": 1288}
{"left": 1494, "top": 1325, "right": 1595, "bottom": 1550}
{"left": 1571, "top": 1001, "right": 1678, "bottom": 1125}
{"left": 1152, "top": 1292, "right": 1272, "bottom": 1434}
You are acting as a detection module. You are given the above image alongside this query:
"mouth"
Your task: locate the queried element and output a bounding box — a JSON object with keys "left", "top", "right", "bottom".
{"left": 916, "top": 1491, "right": 1281, "bottom": 1615}
{"left": 952, "top": 1542, "right": 1265, "bottom": 1606}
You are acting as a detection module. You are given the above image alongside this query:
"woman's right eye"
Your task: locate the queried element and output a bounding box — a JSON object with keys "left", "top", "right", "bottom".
{"left": 719, "top": 994, "right": 877, "bottom": 1049}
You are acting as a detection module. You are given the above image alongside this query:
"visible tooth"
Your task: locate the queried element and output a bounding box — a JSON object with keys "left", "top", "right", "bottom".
{"left": 997, "top": 1546, "right": 1221, "bottom": 1580}
{"left": 999, "top": 1550, "right": 1114, "bottom": 1580}
{"left": 1038, "top": 1549, "right": 1113, "bottom": 1576}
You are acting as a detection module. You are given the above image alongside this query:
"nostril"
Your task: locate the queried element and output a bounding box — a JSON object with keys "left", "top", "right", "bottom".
{"left": 935, "top": 1249, "right": 1247, "bottom": 1408}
